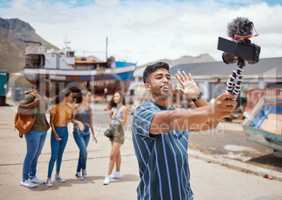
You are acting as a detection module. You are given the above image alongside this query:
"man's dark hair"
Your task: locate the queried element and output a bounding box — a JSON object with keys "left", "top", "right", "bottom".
{"left": 143, "top": 62, "right": 169, "bottom": 83}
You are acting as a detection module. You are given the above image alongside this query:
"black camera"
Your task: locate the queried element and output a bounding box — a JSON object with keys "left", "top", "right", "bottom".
{"left": 217, "top": 17, "right": 261, "bottom": 65}
{"left": 217, "top": 37, "right": 261, "bottom": 64}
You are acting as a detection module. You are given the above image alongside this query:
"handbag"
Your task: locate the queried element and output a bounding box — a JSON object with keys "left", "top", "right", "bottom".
{"left": 104, "top": 126, "right": 115, "bottom": 138}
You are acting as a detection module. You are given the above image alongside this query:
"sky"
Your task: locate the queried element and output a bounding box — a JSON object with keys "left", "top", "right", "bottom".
{"left": 0, "top": 0, "right": 282, "bottom": 64}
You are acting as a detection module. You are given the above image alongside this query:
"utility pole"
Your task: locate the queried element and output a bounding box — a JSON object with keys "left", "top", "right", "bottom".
{"left": 105, "top": 36, "right": 109, "bottom": 60}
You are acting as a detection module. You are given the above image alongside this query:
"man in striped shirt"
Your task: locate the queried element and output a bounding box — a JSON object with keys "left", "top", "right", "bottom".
{"left": 132, "top": 62, "right": 236, "bottom": 200}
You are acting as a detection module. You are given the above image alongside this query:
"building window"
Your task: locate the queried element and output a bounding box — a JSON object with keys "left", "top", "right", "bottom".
{"left": 25, "top": 54, "right": 45, "bottom": 68}
{"left": 66, "top": 51, "right": 75, "bottom": 57}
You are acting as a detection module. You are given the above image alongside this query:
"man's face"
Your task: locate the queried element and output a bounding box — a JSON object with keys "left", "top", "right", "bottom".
{"left": 146, "top": 68, "right": 172, "bottom": 99}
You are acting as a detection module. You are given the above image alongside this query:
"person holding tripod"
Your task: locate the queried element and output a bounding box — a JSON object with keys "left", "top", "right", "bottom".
{"left": 132, "top": 62, "right": 236, "bottom": 200}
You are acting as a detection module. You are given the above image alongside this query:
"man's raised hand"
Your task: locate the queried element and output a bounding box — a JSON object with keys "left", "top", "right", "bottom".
{"left": 175, "top": 70, "right": 201, "bottom": 99}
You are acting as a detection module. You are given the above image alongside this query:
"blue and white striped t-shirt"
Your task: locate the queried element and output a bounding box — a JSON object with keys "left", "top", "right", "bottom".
{"left": 132, "top": 101, "right": 194, "bottom": 200}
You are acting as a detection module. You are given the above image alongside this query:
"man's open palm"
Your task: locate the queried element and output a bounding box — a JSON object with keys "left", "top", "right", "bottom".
{"left": 175, "top": 70, "right": 200, "bottom": 99}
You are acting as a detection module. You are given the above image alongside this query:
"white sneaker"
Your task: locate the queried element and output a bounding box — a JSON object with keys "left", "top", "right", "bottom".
{"left": 75, "top": 172, "right": 81, "bottom": 179}
{"left": 80, "top": 170, "right": 87, "bottom": 181}
{"left": 45, "top": 178, "right": 53, "bottom": 187}
{"left": 82, "top": 169, "right": 87, "bottom": 177}
{"left": 20, "top": 180, "right": 38, "bottom": 188}
{"left": 55, "top": 176, "right": 66, "bottom": 183}
{"left": 30, "top": 177, "right": 45, "bottom": 185}
{"left": 103, "top": 176, "right": 111, "bottom": 185}
{"left": 110, "top": 171, "right": 122, "bottom": 179}
{"left": 80, "top": 175, "right": 86, "bottom": 181}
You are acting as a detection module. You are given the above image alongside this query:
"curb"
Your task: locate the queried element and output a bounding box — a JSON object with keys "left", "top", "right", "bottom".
{"left": 189, "top": 149, "right": 282, "bottom": 182}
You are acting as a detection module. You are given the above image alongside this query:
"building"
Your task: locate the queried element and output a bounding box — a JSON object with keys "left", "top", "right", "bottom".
{"left": 131, "top": 57, "right": 282, "bottom": 109}
{"left": 170, "top": 57, "right": 282, "bottom": 101}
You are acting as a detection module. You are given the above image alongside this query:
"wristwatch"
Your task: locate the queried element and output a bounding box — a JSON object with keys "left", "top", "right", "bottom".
{"left": 191, "top": 92, "right": 202, "bottom": 102}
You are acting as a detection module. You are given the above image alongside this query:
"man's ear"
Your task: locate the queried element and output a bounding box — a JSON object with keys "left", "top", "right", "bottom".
{"left": 144, "top": 81, "right": 151, "bottom": 90}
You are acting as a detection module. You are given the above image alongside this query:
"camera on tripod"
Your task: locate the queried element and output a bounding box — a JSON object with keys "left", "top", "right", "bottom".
{"left": 217, "top": 17, "right": 262, "bottom": 96}
{"left": 217, "top": 17, "right": 261, "bottom": 65}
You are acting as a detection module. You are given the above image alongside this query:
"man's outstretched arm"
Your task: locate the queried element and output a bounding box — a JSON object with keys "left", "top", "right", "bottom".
{"left": 149, "top": 92, "right": 236, "bottom": 134}
{"left": 189, "top": 98, "right": 220, "bottom": 131}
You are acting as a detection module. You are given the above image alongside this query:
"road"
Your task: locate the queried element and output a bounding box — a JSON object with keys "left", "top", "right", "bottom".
{"left": 0, "top": 105, "right": 281, "bottom": 200}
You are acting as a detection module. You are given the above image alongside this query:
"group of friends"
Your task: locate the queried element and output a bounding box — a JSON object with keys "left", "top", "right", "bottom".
{"left": 17, "top": 88, "right": 128, "bottom": 188}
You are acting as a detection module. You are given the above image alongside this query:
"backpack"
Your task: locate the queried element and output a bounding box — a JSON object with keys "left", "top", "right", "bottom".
{"left": 14, "top": 92, "right": 37, "bottom": 137}
{"left": 15, "top": 112, "right": 36, "bottom": 137}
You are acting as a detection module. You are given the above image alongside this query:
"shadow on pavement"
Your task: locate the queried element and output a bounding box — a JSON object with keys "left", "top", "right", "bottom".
{"left": 111, "top": 174, "right": 139, "bottom": 183}
{"left": 28, "top": 174, "right": 138, "bottom": 191}
{"left": 30, "top": 182, "right": 73, "bottom": 191}
{"left": 248, "top": 154, "right": 282, "bottom": 172}
{"left": 29, "top": 176, "right": 104, "bottom": 191}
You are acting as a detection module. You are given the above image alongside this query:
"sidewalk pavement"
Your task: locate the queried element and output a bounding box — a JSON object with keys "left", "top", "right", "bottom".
{"left": 1, "top": 106, "right": 282, "bottom": 200}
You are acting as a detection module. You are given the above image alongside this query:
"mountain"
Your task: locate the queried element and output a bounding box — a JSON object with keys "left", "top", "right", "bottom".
{"left": 134, "top": 53, "right": 215, "bottom": 77}
{"left": 0, "top": 18, "right": 58, "bottom": 73}
{"left": 159, "top": 53, "right": 215, "bottom": 66}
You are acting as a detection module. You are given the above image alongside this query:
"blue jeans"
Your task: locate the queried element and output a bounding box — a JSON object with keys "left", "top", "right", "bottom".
{"left": 22, "top": 131, "right": 46, "bottom": 181}
{"left": 73, "top": 128, "right": 90, "bottom": 173}
{"left": 47, "top": 127, "right": 68, "bottom": 178}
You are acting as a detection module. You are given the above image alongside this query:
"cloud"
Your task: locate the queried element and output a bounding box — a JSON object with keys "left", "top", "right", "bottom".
{"left": 0, "top": 0, "right": 281, "bottom": 64}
